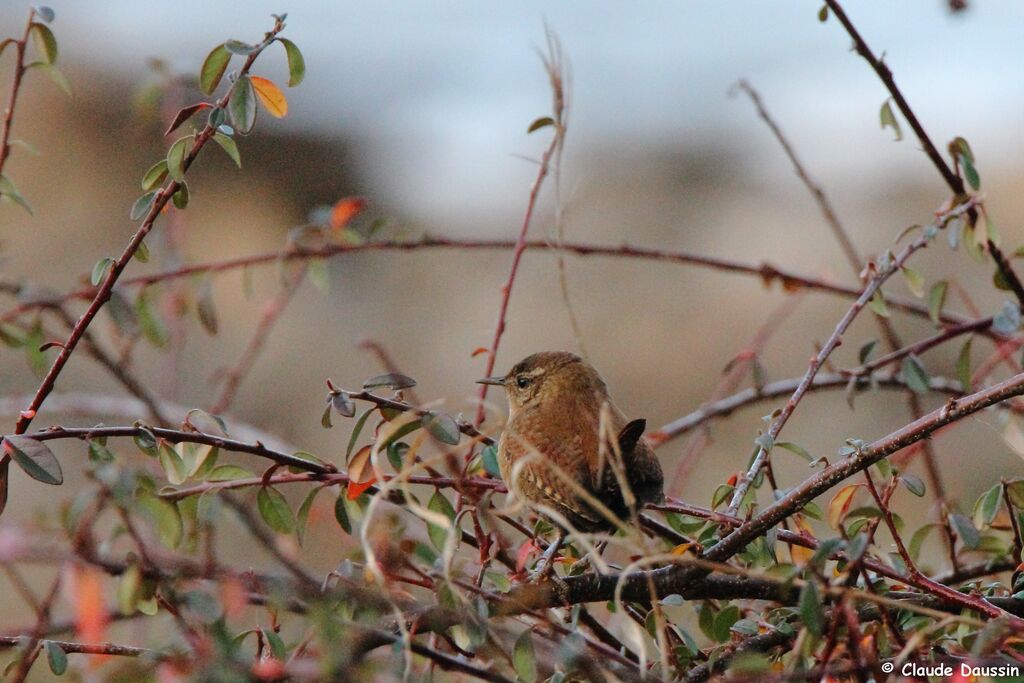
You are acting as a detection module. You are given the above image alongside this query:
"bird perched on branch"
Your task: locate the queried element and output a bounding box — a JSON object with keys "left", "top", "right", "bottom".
{"left": 478, "top": 351, "right": 664, "bottom": 577}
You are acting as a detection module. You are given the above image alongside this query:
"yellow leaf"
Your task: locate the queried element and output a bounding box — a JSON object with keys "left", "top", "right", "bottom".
{"left": 827, "top": 484, "right": 860, "bottom": 530}
{"left": 347, "top": 444, "right": 374, "bottom": 484}
{"left": 790, "top": 514, "right": 814, "bottom": 565}
{"left": 250, "top": 76, "right": 288, "bottom": 117}
{"left": 671, "top": 542, "right": 697, "bottom": 556}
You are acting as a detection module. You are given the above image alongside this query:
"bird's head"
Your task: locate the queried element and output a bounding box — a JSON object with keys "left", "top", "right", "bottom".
{"left": 477, "top": 351, "right": 605, "bottom": 413}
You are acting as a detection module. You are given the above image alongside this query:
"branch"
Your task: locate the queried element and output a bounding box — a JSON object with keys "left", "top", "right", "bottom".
{"left": 0, "top": 10, "right": 36, "bottom": 175}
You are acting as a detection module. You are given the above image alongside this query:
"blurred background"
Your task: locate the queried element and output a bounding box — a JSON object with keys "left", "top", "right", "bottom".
{"left": 1, "top": 0, "right": 1023, "bottom": 626}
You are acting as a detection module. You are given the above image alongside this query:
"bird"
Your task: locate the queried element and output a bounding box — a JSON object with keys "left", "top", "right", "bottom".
{"left": 478, "top": 351, "right": 664, "bottom": 577}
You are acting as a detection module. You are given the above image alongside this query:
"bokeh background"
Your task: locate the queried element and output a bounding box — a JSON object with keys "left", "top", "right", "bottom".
{"left": 1, "top": 0, "right": 1023, "bottom": 635}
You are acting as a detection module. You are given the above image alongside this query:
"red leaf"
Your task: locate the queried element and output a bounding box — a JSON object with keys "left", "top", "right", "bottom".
{"left": 347, "top": 478, "right": 376, "bottom": 500}
{"left": 471, "top": 347, "right": 489, "bottom": 357}
{"left": 330, "top": 197, "right": 367, "bottom": 230}
{"left": 164, "top": 102, "right": 212, "bottom": 137}
{"left": 516, "top": 538, "right": 540, "bottom": 574}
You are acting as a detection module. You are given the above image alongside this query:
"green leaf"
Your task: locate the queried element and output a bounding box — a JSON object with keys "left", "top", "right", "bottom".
{"left": 199, "top": 43, "right": 231, "bottom": 95}
{"left": 776, "top": 441, "right": 813, "bottom": 462}
{"left": 427, "top": 490, "right": 455, "bottom": 550}
{"left": 207, "top": 464, "right": 255, "bottom": 482}
{"left": 43, "top": 641, "right": 67, "bottom": 676}
{"left": 334, "top": 493, "right": 351, "bottom": 534}
{"left": 900, "top": 473, "right": 926, "bottom": 497}
{"left": 0, "top": 174, "right": 33, "bottom": 214}
{"left": 957, "top": 337, "right": 973, "bottom": 392}
{"left": 172, "top": 181, "right": 189, "bottom": 210}
{"left": 136, "top": 289, "right": 167, "bottom": 348}
{"left": 261, "top": 628, "right": 286, "bottom": 660}
{"left": 166, "top": 135, "right": 191, "bottom": 182}
{"left": 196, "top": 281, "right": 218, "bottom": 335}
{"left": 3, "top": 435, "right": 62, "bottom": 485}
{"left": 974, "top": 484, "right": 1002, "bottom": 527}
{"left": 927, "top": 281, "right": 947, "bottom": 324}
{"left": 858, "top": 339, "right": 877, "bottom": 364}
{"left": 817, "top": 4, "right": 828, "bottom": 21}
{"left": 30, "top": 22, "right": 58, "bottom": 64}
{"left": 130, "top": 191, "right": 158, "bottom": 221}
{"left": 950, "top": 511, "right": 980, "bottom": 549}
{"left": 959, "top": 153, "right": 980, "bottom": 191}
{"left": 909, "top": 523, "right": 936, "bottom": 562}
{"left": 362, "top": 373, "right": 417, "bottom": 390}
{"left": 422, "top": 411, "right": 461, "bottom": 445}
{"left": 141, "top": 159, "right": 168, "bottom": 191}
{"left": 901, "top": 355, "right": 930, "bottom": 394}
{"left": 28, "top": 61, "right": 69, "bottom": 95}
{"left": 137, "top": 491, "right": 182, "bottom": 548}
{"left": 879, "top": 99, "right": 902, "bottom": 141}
{"left": 91, "top": 257, "right": 114, "bottom": 286}
{"left": 228, "top": 74, "right": 257, "bottom": 134}
{"left": 901, "top": 266, "right": 925, "bottom": 298}
{"left": 481, "top": 443, "right": 501, "bottom": 477}
{"left": 277, "top": 38, "right": 305, "bottom": 86}
{"left": 212, "top": 132, "right": 241, "bottom": 168}
{"left": 225, "top": 39, "right": 259, "bottom": 55}
{"left": 527, "top": 116, "right": 554, "bottom": 134}
{"left": 868, "top": 290, "right": 889, "bottom": 318}
{"left": 712, "top": 605, "right": 740, "bottom": 642}
{"left": 798, "top": 581, "right": 824, "bottom": 636}
{"left": 257, "top": 486, "right": 295, "bottom": 534}
{"left": 512, "top": 630, "right": 537, "bottom": 683}
{"left": 158, "top": 442, "right": 187, "bottom": 485}
{"left": 296, "top": 486, "right": 321, "bottom": 545}
{"left": 345, "top": 409, "right": 374, "bottom": 460}
{"left": 135, "top": 239, "right": 150, "bottom": 263}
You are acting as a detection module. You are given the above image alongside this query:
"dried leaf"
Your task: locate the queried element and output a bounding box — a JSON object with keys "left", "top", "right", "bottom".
{"left": 250, "top": 76, "right": 288, "bottom": 117}
{"left": 827, "top": 484, "right": 858, "bottom": 530}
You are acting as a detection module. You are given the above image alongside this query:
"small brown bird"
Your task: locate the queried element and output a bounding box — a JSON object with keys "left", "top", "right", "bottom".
{"left": 478, "top": 351, "right": 664, "bottom": 573}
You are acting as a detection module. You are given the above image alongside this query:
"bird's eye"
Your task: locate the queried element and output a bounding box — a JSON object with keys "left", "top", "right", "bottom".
{"left": 515, "top": 376, "right": 530, "bottom": 389}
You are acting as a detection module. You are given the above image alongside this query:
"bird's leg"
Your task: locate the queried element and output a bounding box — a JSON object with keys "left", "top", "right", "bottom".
{"left": 529, "top": 530, "right": 566, "bottom": 582}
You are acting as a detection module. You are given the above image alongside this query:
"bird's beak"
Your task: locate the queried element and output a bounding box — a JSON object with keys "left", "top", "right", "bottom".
{"left": 476, "top": 376, "right": 505, "bottom": 386}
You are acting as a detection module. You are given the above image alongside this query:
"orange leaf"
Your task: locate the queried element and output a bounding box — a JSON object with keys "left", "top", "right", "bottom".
{"left": 250, "top": 76, "right": 288, "bottom": 117}
{"left": 789, "top": 514, "right": 814, "bottom": 565}
{"left": 471, "top": 347, "right": 489, "bottom": 357}
{"left": 330, "top": 196, "right": 367, "bottom": 230}
{"left": 347, "top": 477, "right": 376, "bottom": 500}
{"left": 72, "top": 565, "right": 109, "bottom": 666}
{"left": 827, "top": 484, "right": 861, "bottom": 530}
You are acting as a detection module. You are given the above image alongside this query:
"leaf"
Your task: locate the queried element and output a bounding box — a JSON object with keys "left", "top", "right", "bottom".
{"left": 44, "top": 641, "right": 67, "bottom": 676}
{"left": 164, "top": 102, "right": 210, "bottom": 136}
{"left": 957, "top": 337, "right": 973, "bottom": 391}
{"left": 331, "top": 392, "right": 356, "bottom": 418}
{"left": 3, "top": 436, "right": 62, "bottom": 485}
{"left": 207, "top": 464, "right": 255, "bottom": 481}
{"left": 91, "top": 257, "right": 114, "bottom": 286}
{"left": 334, "top": 494, "right": 351, "bottom": 534}
{"left": 166, "top": 135, "right": 191, "bottom": 182}
{"left": 900, "top": 473, "right": 926, "bottom": 497}
{"left": 136, "top": 289, "right": 167, "bottom": 348}
{"left": 950, "top": 511, "right": 981, "bottom": 549}
{"left": 1006, "top": 480, "right": 1024, "bottom": 508}
{"left": 199, "top": 43, "right": 231, "bottom": 94}
{"left": 858, "top": 339, "right": 877, "bottom": 364}
{"left": 228, "top": 75, "right": 257, "bottom": 134}
{"left": 224, "top": 39, "right": 259, "bottom": 55}
{"left": 212, "top": 132, "right": 241, "bottom": 168}
{"left": 817, "top": 4, "right": 828, "bottom": 21}
{"left": 277, "top": 38, "right": 305, "bottom": 86}
{"left": 196, "top": 281, "right": 218, "bottom": 335}
{"left": 362, "top": 373, "right": 416, "bottom": 390}
{"left": 959, "top": 153, "right": 980, "bottom": 191}
{"left": 427, "top": 490, "right": 456, "bottom": 550}
{"left": 527, "top": 116, "right": 554, "bottom": 134}
{"left": 986, "top": 214, "right": 1001, "bottom": 247}
{"left": 512, "top": 630, "right": 537, "bottom": 683}
{"left": 879, "top": 99, "right": 902, "bottom": 141}
{"left": 296, "top": 486, "right": 321, "bottom": 545}
{"left": 330, "top": 197, "right": 368, "bottom": 230}
{"left": 34, "top": 6, "right": 56, "bottom": 23}
{"left": 909, "top": 523, "right": 937, "bottom": 562}
{"left": 141, "top": 160, "right": 168, "bottom": 191}
{"left": 827, "top": 484, "right": 858, "bottom": 530}
{"left": 158, "top": 442, "right": 187, "bottom": 485}
{"left": 993, "top": 300, "right": 1021, "bottom": 335}
{"left": 481, "top": 443, "right": 501, "bottom": 477}
{"left": 28, "top": 62, "right": 70, "bottom": 96}
{"left": 927, "top": 281, "right": 947, "bottom": 324}
{"left": 0, "top": 174, "right": 33, "bottom": 214}
{"left": 346, "top": 445, "right": 375, "bottom": 499}
{"left": 257, "top": 486, "right": 295, "bottom": 534}
{"left": 30, "top": 22, "right": 58, "bottom": 64}
{"left": 974, "top": 484, "right": 1002, "bottom": 527}
{"left": 798, "top": 581, "right": 824, "bottom": 636}
{"left": 345, "top": 409, "right": 374, "bottom": 460}
{"left": 137, "top": 491, "right": 182, "bottom": 548}
{"left": 776, "top": 441, "right": 813, "bottom": 462}
{"left": 901, "top": 266, "right": 925, "bottom": 298}
{"left": 868, "top": 290, "right": 889, "bottom": 318}
{"left": 422, "top": 411, "right": 461, "bottom": 445}
{"left": 901, "top": 355, "right": 930, "bottom": 394}
{"left": 130, "top": 191, "right": 158, "bottom": 221}
{"left": 250, "top": 76, "right": 288, "bottom": 118}
{"left": 712, "top": 605, "right": 740, "bottom": 642}
{"left": 261, "top": 628, "right": 286, "bottom": 660}
{"left": 172, "top": 181, "right": 189, "bottom": 210}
